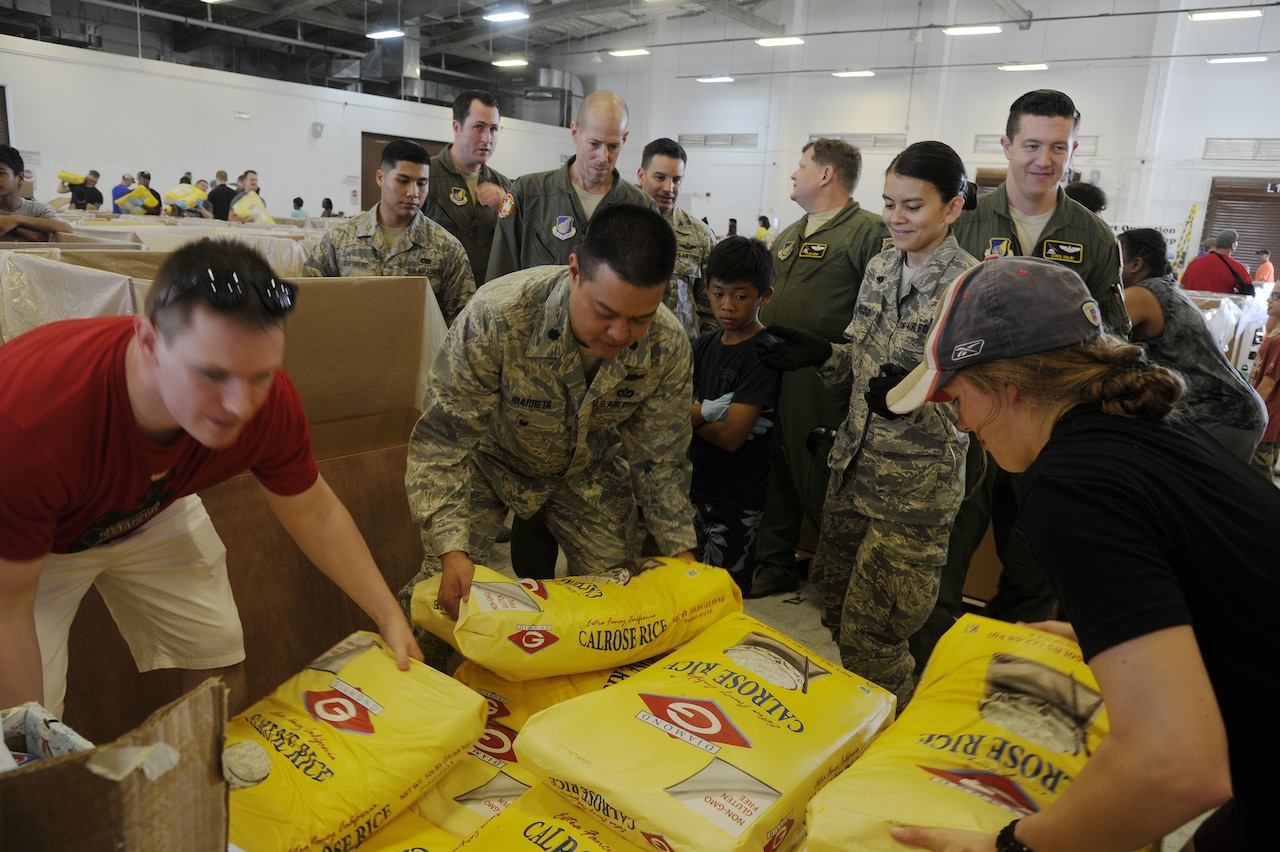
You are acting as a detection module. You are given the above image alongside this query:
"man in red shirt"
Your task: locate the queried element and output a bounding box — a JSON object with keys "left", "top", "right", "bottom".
{"left": 0, "top": 239, "right": 420, "bottom": 717}
{"left": 1181, "top": 228, "right": 1254, "bottom": 294}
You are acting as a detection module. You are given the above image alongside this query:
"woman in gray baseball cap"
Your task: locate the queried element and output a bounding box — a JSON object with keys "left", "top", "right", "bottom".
{"left": 888, "top": 256, "right": 1276, "bottom": 852}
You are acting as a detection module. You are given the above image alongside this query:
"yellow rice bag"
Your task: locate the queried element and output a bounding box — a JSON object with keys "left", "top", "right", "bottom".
{"left": 807, "top": 614, "right": 1111, "bottom": 851}
{"left": 164, "top": 183, "right": 208, "bottom": 210}
{"left": 57, "top": 170, "right": 86, "bottom": 185}
{"left": 226, "top": 631, "right": 487, "bottom": 852}
{"left": 232, "top": 189, "right": 276, "bottom": 223}
{"left": 454, "top": 656, "right": 657, "bottom": 731}
{"left": 453, "top": 783, "right": 647, "bottom": 851}
{"left": 356, "top": 808, "right": 459, "bottom": 852}
{"left": 409, "top": 717, "right": 540, "bottom": 837}
{"left": 515, "top": 613, "right": 895, "bottom": 852}
{"left": 118, "top": 184, "right": 159, "bottom": 214}
{"left": 412, "top": 558, "right": 742, "bottom": 680}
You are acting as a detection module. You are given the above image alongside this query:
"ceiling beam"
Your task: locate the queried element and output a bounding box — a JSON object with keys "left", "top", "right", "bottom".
{"left": 991, "top": 0, "right": 1033, "bottom": 30}
{"left": 695, "top": 0, "right": 782, "bottom": 37}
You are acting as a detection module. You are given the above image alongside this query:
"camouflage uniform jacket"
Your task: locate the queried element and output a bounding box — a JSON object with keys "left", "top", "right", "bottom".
{"left": 405, "top": 265, "right": 696, "bottom": 558}
{"left": 302, "top": 204, "right": 476, "bottom": 325}
{"left": 664, "top": 205, "right": 716, "bottom": 338}
{"left": 950, "top": 184, "right": 1129, "bottom": 335}
{"left": 486, "top": 158, "right": 656, "bottom": 282}
{"left": 422, "top": 144, "right": 511, "bottom": 285}
{"left": 817, "top": 237, "right": 974, "bottom": 524}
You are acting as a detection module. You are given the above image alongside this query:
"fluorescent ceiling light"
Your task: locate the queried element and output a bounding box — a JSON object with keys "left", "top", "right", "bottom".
{"left": 1188, "top": 8, "right": 1263, "bottom": 21}
{"left": 1207, "top": 54, "right": 1267, "bottom": 63}
{"left": 366, "top": 27, "right": 405, "bottom": 39}
{"left": 492, "top": 57, "right": 529, "bottom": 67}
{"left": 756, "top": 37, "right": 805, "bottom": 46}
{"left": 832, "top": 70, "right": 876, "bottom": 77}
{"left": 484, "top": 11, "right": 529, "bottom": 23}
{"left": 943, "top": 25, "right": 1002, "bottom": 35}
{"left": 696, "top": 75, "right": 735, "bottom": 83}
{"left": 200, "top": 0, "right": 233, "bottom": 5}
{"left": 608, "top": 48, "right": 650, "bottom": 57}
{"left": 998, "top": 62, "right": 1048, "bottom": 71}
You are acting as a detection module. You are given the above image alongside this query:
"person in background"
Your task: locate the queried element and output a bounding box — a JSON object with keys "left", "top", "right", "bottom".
{"left": 290, "top": 197, "right": 309, "bottom": 219}
{"left": 320, "top": 197, "right": 334, "bottom": 218}
{"left": 637, "top": 137, "right": 716, "bottom": 337}
{"left": 0, "top": 146, "right": 72, "bottom": 241}
{"left": 1249, "top": 291, "right": 1280, "bottom": 480}
{"left": 1063, "top": 180, "right": 1106, "bottom": 215}
{"left": 753, "top": 214, "right": 776, "bottom": 248}
{"left": 229, "top": 170, "right": 264, "bottom": 223}
{"left": 57, "top": 169, "right": 103, "bottom": 211}
{"left": 111, "top": 173, "right": 135, "bottom": 214}
{"left": 206, "top": 170, "right": 236, "bottom": 221}
{"left": 1181, "top": 228, "right": 1254, "bottom": 295}
{"left": 1255, "top": 248, "right": 1274, "bottom": 285}
{"left": 137, "top": 171, "right": 162, "bottom": 216}
{"left": 398, "top": 205, "right": 695, "bottom": 668}
{"left": 302, "top": 139, "right": 475, "bottom": 325}
{"left": 1118, "top": 228, "right": 1265, "bottom": 461}
{"left": 727, "top": 218, "right": 738, "bottom": 236}
{"left": 689, "top": 236, "right": 778, "bottom": 592}
{"left": 423, "top": 89, "right": 511, "bottom": 285}
{"left": 888, "top": 255, "right": 1276, "bottom": 852}
{"left": 747, "top": 138, "right": 888, "bottom": 600}
{"left": 0, "top": 239, "right": 420, "bottom": 717}
{"left": 758, "top": 141, "right": 976, "bottom": 706}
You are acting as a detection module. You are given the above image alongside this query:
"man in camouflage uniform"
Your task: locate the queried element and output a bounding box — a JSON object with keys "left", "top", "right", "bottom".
{"left": 748, "top": 139, "right": 888, "bottom": 599}
{"left": 399, "top": 205, "right": 696, "bottom": 667}
{"left": 486, "top": 90, "right": 655, "bottom": 282}
{"left": 422, "top": 89, "right": 511, "bottom": 285}
{"left": 636, "top": 137, "right": 715, "bottom": 338}
{"left": 303, "top": 139, "right": 475, "bottom": 324}
{"left": 910, "top": 89, "right": 1130, "bottom": 669}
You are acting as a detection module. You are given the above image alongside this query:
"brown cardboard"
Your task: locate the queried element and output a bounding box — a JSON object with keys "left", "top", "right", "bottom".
{"left": 56, "top": 250, "right": 168, "bottom": 280}
{"left": 54, "top": 229, "right": 145, "bottom": 245}
{"left": 0, "top": 680, "right": 228, "bottom": 851}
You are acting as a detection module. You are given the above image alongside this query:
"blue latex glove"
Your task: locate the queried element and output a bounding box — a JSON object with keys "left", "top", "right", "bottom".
{"left": 700, "top": 391, "right": 735, "bottom": 423}
{"left": 748, "top": 414, "right": 774, "bottom": 439}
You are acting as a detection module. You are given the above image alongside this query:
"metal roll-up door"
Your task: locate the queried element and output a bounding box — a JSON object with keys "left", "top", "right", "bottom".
{"left": 1202, "top": 177, "right": 1280, "bottom": 277}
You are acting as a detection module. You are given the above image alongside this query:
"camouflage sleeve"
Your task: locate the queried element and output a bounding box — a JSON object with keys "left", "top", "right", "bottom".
{"left": 485, "top": 184, "right": 521, "bottom": 283}
{"left": 302, "top": 233, "right": 338, "bottom": 278}
{"left": 817, "top": 342, "right": 857, "bottom": 388}
{"left": 405, "top": 304, "right": 504, "bottom": 555}
{"left": 1087, "top": 237, "right": 1131, "bottom": 338}
{"left": 435, "top": 237, "right": 478, "bottom": 325}
{"left": 620, "top": 335, "right": 697, "bottom": 555}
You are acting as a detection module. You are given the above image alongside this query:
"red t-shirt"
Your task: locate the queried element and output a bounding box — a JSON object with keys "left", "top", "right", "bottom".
{"left": 0, "top": 316, "right": 319, "bottom": 559}
{"left": 1180, "top": 252, "right": 1253, "bottom": 294}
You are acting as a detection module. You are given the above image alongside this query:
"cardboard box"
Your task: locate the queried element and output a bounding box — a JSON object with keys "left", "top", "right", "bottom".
{"left": 0, "top": 680, "right": 228, "bottom": 851}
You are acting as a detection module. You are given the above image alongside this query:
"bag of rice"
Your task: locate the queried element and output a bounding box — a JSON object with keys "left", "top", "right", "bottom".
{"left": 452, "top": 783, "right": 647, "bottom": 851}
{"left": 356, "top": 808, "right": 459, "bottom": 852}
{"left": 412, "top": 558, "right": 742, "bottom": 681}
{"left": 231, "top": 190, "right": 275, "bottom": 223}
{"left": 226, "top": 631, "right": 487, "bottom": 852}
{"left": 118, "top": 184, "right": 159, "bottom": 214}
{"left": 57, "top": 171, "right": 86, "bottom": 185}
{"left": 453, "top": 656, "right": 657, "bottom": 731}
{"left": 515, "top": 613, "right": 895, "bottom": 852}
{"left": 807, "top": 614, "right": 1112, "bottom": 851}
{"left": 163, "top": 183, "right": 208, "bottom": 210}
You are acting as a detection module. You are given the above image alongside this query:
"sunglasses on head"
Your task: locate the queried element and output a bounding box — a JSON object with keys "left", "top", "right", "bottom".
{"left": 154, "top": 268, "right": 296, "bottom": 314}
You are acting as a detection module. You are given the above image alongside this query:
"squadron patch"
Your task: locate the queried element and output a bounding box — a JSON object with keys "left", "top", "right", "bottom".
{"left": 499, "top": 194, "right": 516, "bottom": 218}
{"left": 1042, "top": 240, "right": 1084, "bottom": 264}
{"left": 553, "top": 215, "right": 577, "bottom": 241}
{"left": 777, "top": 240, "right": 796, "bottom": 260}
{"left": 799, "top": 242, "right": 828, "bottom": 259}
{"left": 985, "top": 238, "right": 1012, "bottom": 258}
{"left": 449, "top": 186, "right": 468, "bottom": 206}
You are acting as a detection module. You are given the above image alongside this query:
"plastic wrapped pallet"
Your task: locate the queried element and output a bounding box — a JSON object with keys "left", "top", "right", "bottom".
{"left": 226, "top": 631, "right": 487, "bottom": 852}
{"left": 453, "top": 783, "right": 647, "bottom": 851}
{"left": 453, "top": 656, "right": 657, "bottom": 731}
{"left": 807, "top": 614, "right": 1114, "bottom": 851}
{"left": 412, "top": 558, "right": 742, "bottom": 680}
{"left": 515, "top": 613, "right": 895, "bottom": 852}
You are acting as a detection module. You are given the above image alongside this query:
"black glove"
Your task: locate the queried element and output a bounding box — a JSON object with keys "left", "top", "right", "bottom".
{"left": 865, "top": 363, "right": 909, "bottom": 420}
{"left": 754, "top": 325, "right": 832, "bottom": 371}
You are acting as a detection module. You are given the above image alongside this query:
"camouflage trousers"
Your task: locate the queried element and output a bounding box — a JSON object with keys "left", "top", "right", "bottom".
{"left": 810, "top": 497, "right": 949, "bottom": 713}
{"left": 397, "top": 462, "right": 638, "bottom": 670}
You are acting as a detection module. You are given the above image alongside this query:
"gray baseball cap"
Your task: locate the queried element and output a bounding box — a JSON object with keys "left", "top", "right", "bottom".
{"left": 888, "top": 256, "right": 1103, "bottom": 413}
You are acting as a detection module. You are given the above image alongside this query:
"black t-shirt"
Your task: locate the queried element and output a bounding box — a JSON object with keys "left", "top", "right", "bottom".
{"left": 1020, "top": 405, "right": 1280, "bottom": 833}
{"left": 68, "top": 184, "right": 104, "bottom": 210}
{"left": 690, "top": 327, "right": 780, "bottom": 506}
{"left": 207, "top": 184, "right": 236, "bottom": 220}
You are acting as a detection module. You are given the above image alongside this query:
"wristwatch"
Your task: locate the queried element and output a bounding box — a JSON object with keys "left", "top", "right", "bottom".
{"left": 996, "top": 820, "right": 1035, "bottom": 852}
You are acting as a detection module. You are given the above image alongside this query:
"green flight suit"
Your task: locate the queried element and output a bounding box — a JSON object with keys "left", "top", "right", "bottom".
{"left": 422, "top": 143, "right": 511, "bottom": 286}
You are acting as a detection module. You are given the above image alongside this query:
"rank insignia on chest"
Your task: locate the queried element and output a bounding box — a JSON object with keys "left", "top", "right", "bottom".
{"left": 985, "top": 237, "right": 1012, "bottom": 258}
{"left": 1041, "top": 240, "right": 1084, "bottom": 264}
{"left": 777, "top": 240, "right": 796, "bottom": 260}
{"left": 499, "top": 194, "right": 516, "bottom": 218}
{"left": 553, "top": 215, "right": 577, "bottom": 240}
{"left": 799, "top": 242, "right": 828, "bottom": 259}
{"left": 449, "top": 186, "right": 468, "bottom": 206}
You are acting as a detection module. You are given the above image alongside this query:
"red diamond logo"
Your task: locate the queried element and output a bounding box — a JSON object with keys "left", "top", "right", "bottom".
{"left": 304, "top": 689, "right": 374, "bottom": 734}
{"left": 472, "top": 721, "right": 519, "bottom": 763}
{"left": 508, "top": 628, "right": 559, "bottom": 654}
{"left": 518, "top": 578, "right": 549, "bottom": 599}
{"left": 919, "top": 766, "right": 1039, "bottom": 816}
{"left": 763, "top": 815, "right": 794, "bottom": 852}
{"left": 639, "top": 693, "right": 751, "bottom": 749}
{"left": 641, "top": 832, "right": 677, "bottom": 851}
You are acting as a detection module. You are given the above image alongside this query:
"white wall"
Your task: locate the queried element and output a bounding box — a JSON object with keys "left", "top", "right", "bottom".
{"left": 0, "top": 35, "right": 571, "bottom": 218}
